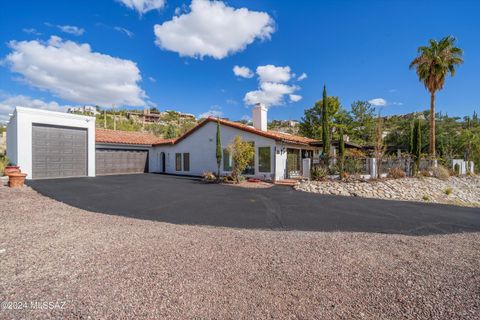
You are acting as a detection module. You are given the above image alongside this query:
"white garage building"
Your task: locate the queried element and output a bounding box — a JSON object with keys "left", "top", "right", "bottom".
{"left": 7, "top": 107, "right": 96, "bottom": 179}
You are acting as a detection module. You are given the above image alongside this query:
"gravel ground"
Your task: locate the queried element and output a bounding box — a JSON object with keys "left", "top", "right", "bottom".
{"left": 1, "top": 185, "right": 479, "bottom": 319}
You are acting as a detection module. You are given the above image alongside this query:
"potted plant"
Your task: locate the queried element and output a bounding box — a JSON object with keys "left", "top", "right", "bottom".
{"left": 8, "top": 172, "right": 27, "bottom": 188}
{"left": 4, "top": 162, "right": 20, "bottom": 176}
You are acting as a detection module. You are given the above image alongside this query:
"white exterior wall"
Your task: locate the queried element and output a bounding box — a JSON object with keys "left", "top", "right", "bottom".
{"left": 150, "top": 121, "right": 278, "bottom": 180}
{"left": 6, "top": 113, "right": 18, "bottom": 165}
{"left": 6, "top": 107, "right": 96, "bottom": 179}
{"left": 275, "top": 142, "right": 288, "bottom": 180}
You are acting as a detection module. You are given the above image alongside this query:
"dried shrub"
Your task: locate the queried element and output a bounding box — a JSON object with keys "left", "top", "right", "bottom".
{"left": 431, "top": 165, "right": 450, "bottom": 181}
{"left": 387, "top": 168, "right": 406, "bottom": 179}
{"left": 420, "top": 170, "right": 432, "bottom": 177}
{"left": 202, "top": 171, "right": 217, "bottom": 183}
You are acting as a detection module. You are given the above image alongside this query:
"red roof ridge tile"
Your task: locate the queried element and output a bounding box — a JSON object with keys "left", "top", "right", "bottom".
{"left": 154, "top": 117, "right": 317, "bottom": 146}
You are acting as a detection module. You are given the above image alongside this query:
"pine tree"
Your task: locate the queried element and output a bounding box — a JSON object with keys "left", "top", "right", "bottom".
{"left": 216, "top": 118, "right": 222, "bottom": 177}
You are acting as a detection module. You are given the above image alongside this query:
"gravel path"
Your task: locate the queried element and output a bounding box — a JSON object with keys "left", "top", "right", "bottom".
{"left": 1, "top": 185, "right": 479, "bottom": 319}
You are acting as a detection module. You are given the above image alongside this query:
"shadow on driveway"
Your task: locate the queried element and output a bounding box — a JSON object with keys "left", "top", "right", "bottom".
{"left": 27, "top": 173, "right": 480, "bottom": 235}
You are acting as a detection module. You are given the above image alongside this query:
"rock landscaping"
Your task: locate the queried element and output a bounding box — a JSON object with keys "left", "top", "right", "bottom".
{"left": 295, "top": 175, "right": 480, "bottom": 207}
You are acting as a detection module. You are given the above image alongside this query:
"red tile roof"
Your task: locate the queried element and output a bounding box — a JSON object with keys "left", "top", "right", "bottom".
{"left": 95, "top": 128, "right": 168, "bottom": 145}
{"left": 154, "top": 117, "right": 317, "bottom": 146}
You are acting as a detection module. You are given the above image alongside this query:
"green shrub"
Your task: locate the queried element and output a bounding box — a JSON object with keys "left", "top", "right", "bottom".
{"left": 444, "top": 187, "right": 453, "bottom": 195}
{"left": 422, "top": 195, "right": 430, "bottom": 201}
{"left": 0, "top": 155, "right": 9, "bottom": 177}
{"left": 344, "top": 157, "right": 364, "bottom": 175}
{"left": 311, "top": 165, "right": 328, "bottom": 181}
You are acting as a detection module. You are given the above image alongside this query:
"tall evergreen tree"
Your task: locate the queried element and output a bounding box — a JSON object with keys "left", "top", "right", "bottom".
{"left": 321, "top": 85, "right": 331, "bottom": 160}
{"left": 216, "top": 118, "right": 222, "bottom": 177}
{"left": 412, "top": 118, "right": 422, "bottom": 173}
{"left": 338, "top": 127, "right": 345, "bottom": 179}
{"left": 409, "top": 120, "right": 414, "bottom": 154}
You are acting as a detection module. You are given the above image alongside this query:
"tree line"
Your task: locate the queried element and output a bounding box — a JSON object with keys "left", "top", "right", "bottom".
{"left": 298, "top": 36, "right": 479, "bottom": 170}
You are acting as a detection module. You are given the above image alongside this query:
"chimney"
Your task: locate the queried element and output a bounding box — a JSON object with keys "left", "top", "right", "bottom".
{"left": 252, "top": 103, "right": 267, "bottom": 131}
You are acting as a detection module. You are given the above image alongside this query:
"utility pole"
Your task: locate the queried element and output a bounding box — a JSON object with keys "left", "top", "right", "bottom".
{"left": 104, "top": 109, "right": 107, "bottom": 129}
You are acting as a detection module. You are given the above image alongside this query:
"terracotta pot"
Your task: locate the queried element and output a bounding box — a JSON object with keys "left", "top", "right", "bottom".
{"left": 8, "top": 172, "right": 27, "bottom": 188}
{"left": 4, "top": 165, "right": 20, "bottom": 176}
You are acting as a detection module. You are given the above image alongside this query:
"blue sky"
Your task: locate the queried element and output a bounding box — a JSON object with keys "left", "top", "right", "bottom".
{"left": 1, "top": 0, "right": 479, "bottom": 123}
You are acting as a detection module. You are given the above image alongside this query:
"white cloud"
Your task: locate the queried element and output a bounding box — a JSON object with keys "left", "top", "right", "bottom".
{"left": 22, "top": 28, "right": 42, "bottom": 36}
{"left": 199, "top": 105, "right": 223, "bottom": 118}
{"left": 289, "top": 94, "right": 302, "bottom": 102}
{"left": 256, "top": 65, "right": 291, "bottom": 83}
{"left": 242, "top": 64, "right": 303, "bottom": 107}
{"left": 392, "top": 101, "right": 403, "bottom": 106}
{"left": 0, "top": 95, "right": 72, "bottom": 122}
{"left": 368, "top": 98, "right": 387, "bottom": 107}
{"left": 4, "top": 36, "right": 146, "bottom": 106}
{"left": 244, "top": 82, "right": 298, "bottom": 107}
{"left": 233, "top": 65, "right": 254, "bottom": 78}
{"left": 57, "top": 25, "right": 85, "bottom": 36}
{"left": 114, "top": 26, "right": 134, "bottom": 38}
{"left": 297, "top": 72, "right": 307, "bottom": 81}
{"left": 117, "top": 0, "right": 166, "bottom": 14}
{"left": 148, "top": 76, "right": 156, "bottom": 82}
{"left": 154, "top": 0, "right": 275, "bottom": 59}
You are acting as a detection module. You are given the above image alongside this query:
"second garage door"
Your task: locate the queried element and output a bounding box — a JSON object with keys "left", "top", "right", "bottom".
{"left": 96, "top": 149, "right": 148, "bottom": 175}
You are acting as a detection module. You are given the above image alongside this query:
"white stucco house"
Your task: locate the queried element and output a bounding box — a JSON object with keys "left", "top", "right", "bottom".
{"left": 150, "top": 104, "right": 318, "bottom": 181}
{"left": 6, "top": 104, "right": 346, "bottom": 181}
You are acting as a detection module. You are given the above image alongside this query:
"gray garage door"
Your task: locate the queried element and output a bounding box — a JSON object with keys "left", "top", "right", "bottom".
{"left": 32, "top": 124, "right": 88, "bottom": 179}
{"left": 95, "top": 149, "right": 148, "bottom": 175}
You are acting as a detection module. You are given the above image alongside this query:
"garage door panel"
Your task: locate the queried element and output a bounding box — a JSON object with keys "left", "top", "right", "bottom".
{"left": 32, "top": 124, "right": 87, "bottom": 179}
{"left": 95, "top": 149, "right": 148, "bottom": 175}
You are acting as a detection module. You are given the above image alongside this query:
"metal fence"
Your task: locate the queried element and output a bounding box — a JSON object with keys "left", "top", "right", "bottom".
{"left": 312, "top": 156, "right": 439, "bottom": 178}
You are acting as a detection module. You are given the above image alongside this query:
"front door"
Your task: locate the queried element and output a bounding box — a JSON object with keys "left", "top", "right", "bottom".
{"left": 160, "top": 152, "right": 166, "bottom": 173}
{"left": 287, "top": 148, "right": 301, "bottom": 178}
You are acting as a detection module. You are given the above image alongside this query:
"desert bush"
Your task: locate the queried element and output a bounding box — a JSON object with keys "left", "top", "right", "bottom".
{"left": 431, "top": 165, "right": 450, "bottom": 181}
{"left": 444, "top": 187, "right": 453, "bottom": 195}
{"left": 419, "top": 170, "right": 432, "bottom": 177}
{"left": 202, "top": 171, "right": 217, "bottom": 183}
{"left": 227, "top": 136, "right": 254, "bottom": 183}
{"left": 0, "top": 155, "right": 9, "bottom": 176}
{"left": 344, "top": 157, "right": 365, "bottom": 175}
{"left": 311, "top": 165, "right": 328, "bottom": 181}
{"left": 422, "top": 195, "right": 430, "bottom": 201}
{"left": 387, "top": 167, "right": 406, "bottom": 179}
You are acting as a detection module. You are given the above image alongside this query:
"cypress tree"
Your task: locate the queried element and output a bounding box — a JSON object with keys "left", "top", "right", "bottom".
{"left": 409, "top": 120, "right": 414, "bottom": 154}
{"left": 412, "top": 118, "right": 422, "bottom": 173}
{"left": 216, "top": 118, "right": 222, "bottom": 177}
{"left": 338, "top": 127, "right": 345, "bottom": 179}
{"left": 321, "top": 85, "right": 330, "bottom": 163}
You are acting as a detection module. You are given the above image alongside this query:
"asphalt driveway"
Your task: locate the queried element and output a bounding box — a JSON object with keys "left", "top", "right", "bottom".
{"left": 27, "top": 174, "right": 480, "bottom": 235}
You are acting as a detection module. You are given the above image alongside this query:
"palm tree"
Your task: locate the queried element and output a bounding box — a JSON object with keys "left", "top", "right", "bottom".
{"left": 409, "top": 36, "right": 463, "bottom": 158}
